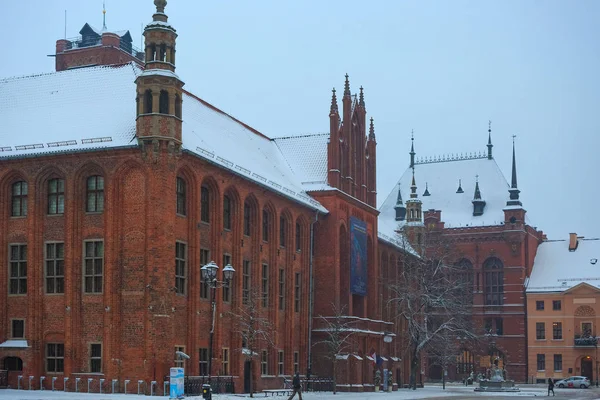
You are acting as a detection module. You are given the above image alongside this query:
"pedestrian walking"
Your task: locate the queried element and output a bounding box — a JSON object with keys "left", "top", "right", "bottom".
{"left": 547, "top": 377, "right": 555, "bottom": 396}
{"left": 288, "top": 372, "right": 303, "bottom": 400}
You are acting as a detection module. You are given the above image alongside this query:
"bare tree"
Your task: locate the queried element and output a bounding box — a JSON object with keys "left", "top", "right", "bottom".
{"left": 389, "top": 229, "right": 477, "bottom": 390}
{"left": 227, "top": 287, "right": 276, "bottom": 397}
{"left": 425, "top": 329, "right": 462, "bottom": 389}
{"left": 312, "top": 304, "right": 357, "bottom": 395}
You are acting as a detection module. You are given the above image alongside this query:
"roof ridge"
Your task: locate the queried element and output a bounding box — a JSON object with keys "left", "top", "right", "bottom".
{"left": 415, "top": 151, "right": 488, "bottom": 165}
{"left": 0, "top": 62, "right": 139, "bottom": 83}
{"left": 271, "top": 133, "right": 330, "bottom": 140}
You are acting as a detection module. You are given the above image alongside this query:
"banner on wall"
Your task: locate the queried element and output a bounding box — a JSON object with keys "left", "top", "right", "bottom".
{"left": 350, "top": 217, "right": 368, "bottom": 296}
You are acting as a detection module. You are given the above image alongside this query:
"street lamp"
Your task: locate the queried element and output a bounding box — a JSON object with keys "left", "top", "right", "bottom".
{"left": 200, "top": 261, "right": 235, "bottom": 388}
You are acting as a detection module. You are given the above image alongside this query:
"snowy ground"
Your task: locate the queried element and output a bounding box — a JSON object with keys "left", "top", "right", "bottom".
{"left": 0, "top": 385, "right": 597, "bottom": 399}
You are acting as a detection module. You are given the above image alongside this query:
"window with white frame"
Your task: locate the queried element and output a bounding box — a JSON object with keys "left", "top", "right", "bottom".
{"left": 261, "top": 350, "right": 268, "bottom": 375}
{"left": 84, "top": 241, "right": 103, "bottom": 293}
{"left": 47, "top": 178, "right": 65, "bottom": 215}
{"left": 293, "top": 351, "right": 299, "bottom": 374}
{"left": 222, "top": 348, "right": 230, "bottom": 375}
{"left": 90, "top": 343, "right": 102, "bottom": 373}
{"left": 47, "top": 343, "right": 65, "bottom": 373}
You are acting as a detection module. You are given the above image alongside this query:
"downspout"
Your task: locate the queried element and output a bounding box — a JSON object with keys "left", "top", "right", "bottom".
{"left": 307, "top": 210, "right": 319, "bottom": 380}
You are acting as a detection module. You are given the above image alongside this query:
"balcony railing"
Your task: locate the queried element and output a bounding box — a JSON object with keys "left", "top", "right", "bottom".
{"left": 574, "top": 331, "right": 598, "bottom": 347}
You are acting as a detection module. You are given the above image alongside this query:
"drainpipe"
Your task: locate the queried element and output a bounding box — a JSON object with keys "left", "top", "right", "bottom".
{"left": 307, "top": 210, "right": 319, "bottom": 381}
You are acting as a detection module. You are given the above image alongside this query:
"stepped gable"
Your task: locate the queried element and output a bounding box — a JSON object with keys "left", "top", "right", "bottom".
{"left": 0, "top": 63, "right": 326, "bottom": 213}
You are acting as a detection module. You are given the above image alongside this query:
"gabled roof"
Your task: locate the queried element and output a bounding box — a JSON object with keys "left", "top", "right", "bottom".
{"left": 0, "top": 63, "right": 326, "bottom": 213}
{"left": 526, "top": 238, "right": 600, "bottom": 293}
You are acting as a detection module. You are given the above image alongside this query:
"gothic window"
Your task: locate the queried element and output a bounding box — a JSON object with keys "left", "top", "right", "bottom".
{"left": 262, "top": 209, "right": 269, "bottom": 242}
{"left": 279, "top": 216, "right": 286, "bottom": 247}
{"left": 176, "top": 177, "right": 186, "bottom": 216}
{"left": 484, "top": 257, "right": 504, "bottom": 305}
{"left": 47, "top": 178, "right": 65, "bottom": 215}
{"left": 159, "top": 90, "right": 169, "bottom": 114}
{"left": 11, "top": 181, "right": 28, "bottom": 217}
{"left": 175, "top": 242, "right": 186, "bottom": 295}
{"left": 223, "top": 195, "right": 232, "bottom": 230}
{"left": 175, "top": 94, "right": 182, "bottom": 118}
{"left": 144, "top": 89, "right": 153, "bottom": 114}
{"left": 9, "top": 245, "right": 27, "bottom": 295}
{"left": 200, "top": 186, "right": 210, "bottom": 223}
{"left": 295, "top": 221, "right": 301, "bottom": 252}
{"left": 86, "top": 176, "right": 104, "bottom": 213}
{"left": 243, "top": 200, "right": 252, "bottom": 236}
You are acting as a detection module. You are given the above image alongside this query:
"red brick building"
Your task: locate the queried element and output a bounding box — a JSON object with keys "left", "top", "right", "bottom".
{"left": 0, "top": 0, "right": 410, "bottom": 394}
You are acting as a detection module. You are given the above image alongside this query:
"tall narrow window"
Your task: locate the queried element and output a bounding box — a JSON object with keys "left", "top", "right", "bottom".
{"left": 295, "top": 222, "right": 301, "bottom": 252}
{"left": 279, "top": 216, "right": 286, "bottom": 247}
{"left": 278, "top": 350, "right": 284, "bottom": 375}
{"left": 536, "top": 354, "right": 545, "bottom": 371}
{"left": 86, "top": 176, "right": 104, "bottom": 213}
{"left": 261, "top": 350, "right": 268, "bottom": 375}
{"left": 201, "top": 186, "right": 210, "bottom": 223}
{"left": 554, "top": 354, "right": 562, "bottom": 371}
{"left": 243, "top": 201, "right": 251, "bottom": 236}
{"left": 278, "top": 268, "right": 285, "bottom": 311}
{"left": 199, "top": 348, "right": 209, "bottom": 376}
{"left": 84, "top": 241, "right": 103, "bottom": 293}
{"left": 553, "top": 300, "right": 562, "bottom": 311}
{"left": 11, "top": 181, "right": 28, "bottom": 217}
{"left": 11, "top": 320, "right": 24, "bottom": 338}
{"left": 294, "top": 272, "right": 301, "bottom": 313}
{"left": 262, "top": 210, "right": 269, "bottom": 242}
{"left": 46, "top": 343, "right": 65, "bottom": 373}
{"left": 200, "top": 249, "right": 210, "bottom": 299}
{"left": 536, "top": 322, "right": 545, "bottom": 340}
{"left": 223, "top": 196, "right": 232, "bottom": 230}
{"left": 159, "top": 90, "right": 169, "bottom": 114}
{"left": 293, "top": 351, "right": 299, "bottom": 374}
{"left": 222, "top": 348, "right": 230, "bottom": 375}
{"left": 455, "top": 259, "right": 473, "bottom": 303}
{"left": 484, "top": 257, "right": 504, "bottom": 305}
{"left": 175, "top": 242, "right": 186, "bottom": 295}
{"left": 223, "top": 254, "right": 232, "bottom": 302}
{"left": 9, "top": 244, "right": 27, "bottom": 295}
{"left": 262, "top": 264, "right": 269, "bottom": 308}
{"left": 242, "top": 260, "right": 250, "bottom": 305}
{"left": 90, "top": 343, "right": 102, "bottom": 373}
{"left": 174, "top": 346, "right": 185, "bottom": 368}
{"left": 553, "top": 322, "right": 562, "bottom": 340}
{"left": 176, "top": 177, "right": 186, "bottom": 216}
{"left": 144, "top": 89, "right": 153, "bottom": 113}
{"left": 48, "top": 178, "right": 65, "bottom": 215}
{"left": 45, "top": 242, "right": 64, "bottom": 294}
{"left": 495, "top": 318, "right": 503, "bottom": 335}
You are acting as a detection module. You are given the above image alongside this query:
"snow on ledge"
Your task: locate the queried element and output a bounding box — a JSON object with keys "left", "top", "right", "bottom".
{"left": 0, "top": 339, "right": 29, "bottom": 348}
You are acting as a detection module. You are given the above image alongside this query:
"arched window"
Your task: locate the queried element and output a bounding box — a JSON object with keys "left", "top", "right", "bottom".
{"left": 160, "top": 44, "right": 167, "bottom": 62}
{"left": 484, "top": 257, "right": 504, "bottom": 305}
{"left": 223, "top": 195, "right": 232, "bottom": 230}
{"left": 175, "top": 94, "right": 182, "bottom": 118}
{"left": 295, "top": 221, "right": 302, "bottom": 252}
{"left": 3, "top": 356, "right": 23, "bottom": 371}
{"left": 144, "top": 89, "right": 153, "bottom": 114}
{"left": 159, "top": 90, "right": 169, "bottom": 114}
{"left": 148, "top": 44, "right": 156, "bottom": 62}
{"left": 243, "top": 200, "right": 252, "bottom": 236}
{"left": 262, "top": 209, "right": 270, "bottom": 242}
{"left": 176, "top": 177, "right": 186, "bottom": 216}
{"left": 11, "top": 181, "right": 28, "bottom": 217}
{"left": 200, "top": 186, "right": 210, "bottom": 223}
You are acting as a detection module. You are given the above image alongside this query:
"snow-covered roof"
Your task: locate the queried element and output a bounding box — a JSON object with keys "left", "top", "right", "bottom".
{"left": 526, "top": 238, "right": 600, "bottom": 293}
{"left": 379, "top": 157, "right": 516, "bottom": 239}
{"left": 0, "top": 63, "right": 326, "bottom": 213}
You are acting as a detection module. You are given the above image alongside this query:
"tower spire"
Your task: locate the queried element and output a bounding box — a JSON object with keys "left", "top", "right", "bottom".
{"left": 102, "top": 1, "right": 107, "bottom": 31}
{"left": 330, "top": 88, "right": 338, "bottom": 115}
{"left": 368, "top": 117, "right": 375, "bottom": 140}
{"left": 394, "top": 183, "right": 406, "bottom": 221}
{"left": 487, "top": 120, "right": 493, "bottom": 159}
{"left": 506, "top": 135, "right": 522, "bottom": 206}
{"left": 409, "top": 130, "right": 415, "bottom": 168}
{"left": 359, "top": 86, "right": 365, "bottom": 108}
{"left": 410, "top": 169, "right": 418, "bottom": 199}
{"left": 344, "top": 73, "right": 351, "bottom": 97}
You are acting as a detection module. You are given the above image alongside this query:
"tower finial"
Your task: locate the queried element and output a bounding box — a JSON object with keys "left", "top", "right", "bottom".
{"left": 506, "top": 135, "right": 522, "bottom": 206}
{"left": 155, "top": 0, "right": 167, "bottom": 14}
{"left": 330, "top": 87, "right": 338, "bottom": 114}
{"left": 102, "top": 1, "right": 107, "bottom": 31}
{"left": 344, "top": 73, "right": 351, "bottom": 97}
{"left": 359, "top": 86, "right": 365, "bottom": 108}
{"left": 487, "top": 120, "right": 493, "bottom": 159}
{"left": 409, "top": 130, "right": 416, "bottom": 168}
{"left": 369, "top": 117, "right": 375, "bottom": 140}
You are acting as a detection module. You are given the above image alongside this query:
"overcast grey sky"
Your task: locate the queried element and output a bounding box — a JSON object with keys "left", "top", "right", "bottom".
{"left": 3, "top": 0, "right": 599, "bottom": 240}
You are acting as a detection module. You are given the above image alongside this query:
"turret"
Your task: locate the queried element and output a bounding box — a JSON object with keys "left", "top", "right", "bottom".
{"left": 327, "top": 88, "right": 341, "bottom": 188}
{"left": 366, "top": 117, "right": 377, "bottom": 207}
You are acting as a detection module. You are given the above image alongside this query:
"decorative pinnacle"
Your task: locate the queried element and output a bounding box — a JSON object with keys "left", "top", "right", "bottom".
{"left": 155, "top": 0, "right": 167, "bottom": 13}
{"left": 410, "top": 169, "right": 418, "bottom": 199}
{"left": 423, "top": 182, "right": 431, "bottom": 196}
{"left": 369, "top": 117, "right": 375, "bottom": 140}
{"left": 395, "top": 183, "right": 404, "bottom": 206}
{"left": 473, "top": 178, "right": 482, "bottom": 200}
{"left": 330, "top": 88, "right": 338, "bottom": 114}
{"left": 511, "top": 135, "right": 518, "bottom": 189}
{"left": 359, "top": 86, "right": 365, "bottom": 108}
{"left": 344, "top": 73, "right": 351, "bottom": 97}
{"left": 456, "top": 179, "right": 464, "bottom": 194}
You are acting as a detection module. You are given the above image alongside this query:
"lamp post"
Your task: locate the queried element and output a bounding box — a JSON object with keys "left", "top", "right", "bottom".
{"left": 200, "top": 260, "right": 235, "bottom": 388}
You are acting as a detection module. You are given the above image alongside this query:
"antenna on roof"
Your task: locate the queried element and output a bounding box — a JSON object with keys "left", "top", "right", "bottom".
{"left": 102, "top": 1, "right": 107, "bottom": 31}
{"left": 64, "top": 10, "right": 67, "bottom": 39}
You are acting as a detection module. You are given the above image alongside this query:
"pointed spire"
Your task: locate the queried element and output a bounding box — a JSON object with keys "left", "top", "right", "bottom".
{"left": 423, "top": 182, "right": 430, "bottom": 196}
{"left": 359, "top": 86, "right": 365, "bottom": 108}
{"left": 410, "top": 169, "right": 418, "bottom": 199}
{"left": 102, "top": 1, "right": 107, "bottom": 31}
{"left": 487, "top": 120, "right": 493, "bottom": 160}
{"left": 394, "top": 183, "right": 406, "bottom": 221}
{"left": 507, "top": 135, "right": 522, "bottom": 206}
{"left": 330, "top": 88, "right": 338, "bottom": 114}
{"left": 368, "top": 117, "right": 375, "bottom": 140}
{"left": 472, "top": 175, "right": 486, "bottom": 216}
{"left": 456, "top": 179, "right": 464, "bottom": 194}
{"left": 409, "top": 130, "right": 416, "bottom": 168}
{"left": 344, "top": 73, "right": 351, "bottom": 97}
{"left": 473, "top": 176, "right": 482, "bottom": 200}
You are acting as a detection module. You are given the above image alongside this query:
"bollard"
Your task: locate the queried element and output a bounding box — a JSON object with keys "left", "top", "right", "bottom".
{"left": 164, "top": 381, "right": 170, "bottom": 396}
{"left": 125, "top": 379, "right": 130, "bottom": 394}
{"left": 151, "top": 380, "right": 156, "bottom": 396}
{"left": 112, "top": 379, "right": 118, "bottom": 394}
{"left": 28, "top": 376, "right": 34, "bottom": 390}
{"left": 100, "top": 378, "right": 105, "bottom": 393}
{"left": 63, "top": 377, "right": 69, "bottom": 392}
{"left": 17, "top": 375, "right": 22, "bottom": 390}
{"left": 52, "top": 377, "right": 57, "bottom": 391}
{"left": 75, "top": 377, "right": 81, "bottom": 392}
{"left": 40, "top": 376, "right": 46, "bottom": 390}
{"left": 138, "top": 380, "right": 144, "bottom": 395}
{"left": 88, "top": 378, "right": 93, "bottom": 393}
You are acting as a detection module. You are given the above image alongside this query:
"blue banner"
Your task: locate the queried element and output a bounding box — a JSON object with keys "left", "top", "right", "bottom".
{"left": 350, "top": 217, "right": 367, "bottom": 296}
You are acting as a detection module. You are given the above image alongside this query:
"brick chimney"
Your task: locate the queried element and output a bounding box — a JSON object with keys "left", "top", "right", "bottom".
{"left": 569, "top": 233, "right": 579, "bottom": 251}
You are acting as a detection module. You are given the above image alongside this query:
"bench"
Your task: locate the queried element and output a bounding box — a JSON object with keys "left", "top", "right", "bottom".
{"left": 262, "top": 389, "right": 293, "bottom": 397}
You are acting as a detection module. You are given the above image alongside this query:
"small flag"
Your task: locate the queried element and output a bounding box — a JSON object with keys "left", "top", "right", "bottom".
{"left": 370, "top": 349, "right": 377, "bottom": 364}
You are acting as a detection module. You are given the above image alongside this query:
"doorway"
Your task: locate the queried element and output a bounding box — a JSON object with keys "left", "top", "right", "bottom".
{"left": 244, "top": 360, "right": 252, "bottom": 393}
{"left": 581, "top": 358, "right": 593, "bottom": 382}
